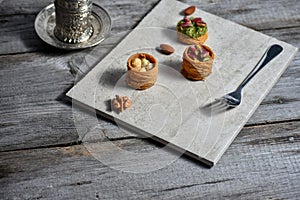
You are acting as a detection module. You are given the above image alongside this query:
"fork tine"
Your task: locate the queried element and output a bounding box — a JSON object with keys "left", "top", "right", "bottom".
{"left": 215, "top": 96, "right": 238, "bottom": 108}
{"left": 215, "top": 97, "right": 230, "bottom": 107}
{"left": 212, "top": 98, "right": 232, "bottom": 111}
{"left": 215, "top": 97, "right": 225, "bottom": 102}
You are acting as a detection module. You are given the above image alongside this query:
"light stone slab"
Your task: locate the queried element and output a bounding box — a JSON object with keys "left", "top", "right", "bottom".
{"left": 67, "top": 0, "right": 298, "bottom": 167}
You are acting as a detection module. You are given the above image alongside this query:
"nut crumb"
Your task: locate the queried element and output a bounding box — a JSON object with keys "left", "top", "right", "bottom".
{"left": 112, "top": 95, "right": 131, "bottom": 113}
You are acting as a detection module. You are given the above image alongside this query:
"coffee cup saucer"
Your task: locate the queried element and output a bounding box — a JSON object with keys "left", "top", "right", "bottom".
{"left": 34, "top": 3, "right": 111, "bottom": 50}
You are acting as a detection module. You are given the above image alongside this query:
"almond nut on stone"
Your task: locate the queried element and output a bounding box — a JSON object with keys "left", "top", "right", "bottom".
{"left": 160, "top": 44, "right": 175, "bottom": 55}
{"left": 184, "top": 6, "right": 196, "bottom": 16}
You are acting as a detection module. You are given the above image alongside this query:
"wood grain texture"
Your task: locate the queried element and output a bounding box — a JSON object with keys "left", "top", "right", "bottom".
{"left": 0, "top": 121, "right": 299, "bottom": 199}
{"left": 0, "top": 0, "right": 299, "bottom": 54}
{"left": 0, "top": 0, "right": 161, "bottom": 54}
{"left": 0, "top": 0, "right": 299, "bottom": 198}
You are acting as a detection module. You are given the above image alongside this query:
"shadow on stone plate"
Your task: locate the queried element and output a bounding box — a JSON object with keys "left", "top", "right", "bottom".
{"left": 99, "top": 68, "right": 127, "bottom": 89}
{"left": 200, "top": 99, "right": 234, "bottom": 116}
{"left": 161, "top": 26, "right": 180, "bottom": 45}
{"left": 161, "top": 59, "right": 182, "bottom": 73}
{"left": 104, "top": 99, "right": 113, "bottom": 112}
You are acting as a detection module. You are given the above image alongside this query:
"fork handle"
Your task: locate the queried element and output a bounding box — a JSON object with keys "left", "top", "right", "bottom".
{"left": 238, "top": 44, "right": 283, "bottom": 89}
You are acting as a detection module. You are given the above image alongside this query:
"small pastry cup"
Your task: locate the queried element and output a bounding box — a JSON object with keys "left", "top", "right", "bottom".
{"left": 181, "top": 45, "right": 215, "bottom": 81}
{"left": 126, "top": 53, "right": 158, "bottom": 90}
{"left": 176, "top": 27, "right": 208, "bottom": 45}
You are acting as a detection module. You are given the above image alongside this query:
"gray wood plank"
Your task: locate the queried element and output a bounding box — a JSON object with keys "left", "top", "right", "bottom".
{"left": 0, "top": 46, "right": 138, "bottom": 152}
{"left": 0, "top": 0, "right": 160, "bottom": 54}
{"left": 1, "top": 0, "right": 299, "bottom": 30}
{"left": 0, "top": 0, "right": 299, "bottom": 54}
{"left": 0, "top": 53, "right": 78, "bottom": 151}
{"left": 0, "top": 121, "right": 299, "bottom": 199}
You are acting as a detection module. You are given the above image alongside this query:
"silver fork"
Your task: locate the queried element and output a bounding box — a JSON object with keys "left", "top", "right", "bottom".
{"left": 217, "top": 44, "right": 283, "bottom": 108}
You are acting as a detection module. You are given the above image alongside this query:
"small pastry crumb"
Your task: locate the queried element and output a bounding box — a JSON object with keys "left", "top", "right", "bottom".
{"left": 112, "top": 95, "right": 131, "bottom": 113}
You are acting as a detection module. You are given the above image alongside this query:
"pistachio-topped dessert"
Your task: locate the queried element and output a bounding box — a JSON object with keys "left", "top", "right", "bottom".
{"left": 181, "top": 44, "right": 214, "bottom": 81}
{"left": 187, "top": 45, "right": 212, "bottom": 62}
{"left": 176, "top": 17, "right": 208, "bottom": 44}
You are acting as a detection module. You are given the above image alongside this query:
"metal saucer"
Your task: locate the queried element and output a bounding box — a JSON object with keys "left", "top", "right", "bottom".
{"left": 34, "top": 3, "right": 111, "bottom": 50}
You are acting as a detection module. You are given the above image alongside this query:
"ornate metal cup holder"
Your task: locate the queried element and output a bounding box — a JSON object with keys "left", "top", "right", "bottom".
{"left": 34, "top": 3, "right": 111, "bottom": 50}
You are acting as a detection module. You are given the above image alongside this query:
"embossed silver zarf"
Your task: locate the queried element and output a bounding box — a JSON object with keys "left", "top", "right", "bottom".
{"left": 54, "top": 0, "right": 94, "bottom": 44}
{"left": 34, "top": 0, "right": 111, "bottom": 49}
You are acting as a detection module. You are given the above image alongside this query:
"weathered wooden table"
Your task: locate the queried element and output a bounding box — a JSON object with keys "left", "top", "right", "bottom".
{"left": 1, "top": 0, "right": 299, "bottom": 199}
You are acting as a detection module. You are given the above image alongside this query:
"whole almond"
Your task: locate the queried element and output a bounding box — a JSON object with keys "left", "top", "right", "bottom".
{"left": 184, "top": 6, "right": 196, "bottom": 16}
{"left": 160, "top": 44, "right": 175, "bottom": 55}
